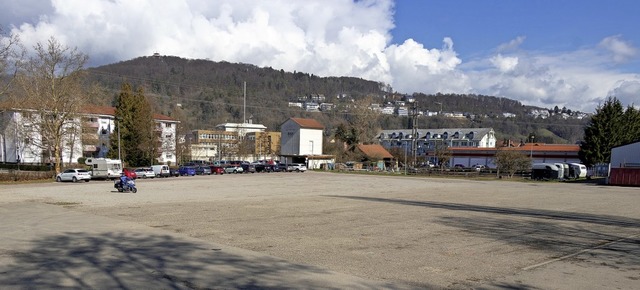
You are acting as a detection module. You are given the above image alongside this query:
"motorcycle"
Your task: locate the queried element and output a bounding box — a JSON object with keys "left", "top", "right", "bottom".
{"left": 114, "top": 178, "right": 137, "bottom": 193}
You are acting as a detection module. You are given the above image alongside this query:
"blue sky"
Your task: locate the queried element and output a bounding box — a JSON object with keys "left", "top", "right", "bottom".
{"left": 1, "top": 0, "right": 639, "bottom": 112}
{"left": 393, "top": 1, "right": 640, "bottom": 71}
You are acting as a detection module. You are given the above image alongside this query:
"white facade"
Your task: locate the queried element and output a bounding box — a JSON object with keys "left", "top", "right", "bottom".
{"left": 280, "top": 119, "right": 323, "bottom": 156}
{"left": 611, "top": 141, "right": 640, "bottom": 168}
{"left": 0, "top": 107, "right": 177, "bottom": 165}
{"left": 280, "top": 118, "right": 324, "bottom": 156}
{"left": 215, "top": 122, "right": 267, "bottom": 137}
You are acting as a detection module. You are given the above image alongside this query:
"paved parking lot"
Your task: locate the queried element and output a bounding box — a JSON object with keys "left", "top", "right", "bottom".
{"left": 1, "top": 171, "right": 639, "bottom": 289}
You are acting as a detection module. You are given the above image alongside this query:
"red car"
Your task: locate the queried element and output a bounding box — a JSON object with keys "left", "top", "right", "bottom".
{"left": 123, "top": 168, "right": 138, "bottom": 179}
{"left": 209, "top": 165, "right": 225, "bottom": 175}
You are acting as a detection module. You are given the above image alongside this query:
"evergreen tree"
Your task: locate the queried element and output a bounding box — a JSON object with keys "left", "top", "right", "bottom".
{"left": 579, "top": 97, "right": 625, "bottom": 166}
{"left": 621, "top": 105, "right": 640, "bottom": 145}
{"left": 108, "top": 83, "right": 159, "bottom": 167}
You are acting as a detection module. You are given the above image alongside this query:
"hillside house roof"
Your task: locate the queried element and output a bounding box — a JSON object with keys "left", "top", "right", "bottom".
{"left": 288, "top": 117, "right": 324, "bottom": 129}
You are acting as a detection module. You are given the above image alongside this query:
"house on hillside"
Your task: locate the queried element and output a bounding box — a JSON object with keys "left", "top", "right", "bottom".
{"left": 280, "top": 117, "right": 333, "bottom": 169}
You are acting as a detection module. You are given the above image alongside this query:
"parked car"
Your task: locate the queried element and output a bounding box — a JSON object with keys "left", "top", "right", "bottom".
{"left": 209, "top": 165, "right": 225, "bottom": 175}
{"left": 277, "top": 163, "right": 289, "bottom": 172}
{"left": 134, "top": 168, "right": 156, "bottom": 178}
{"left": 56, "top": 168, "right": 92, "bottom": 182}
{"left": 224, "top": 165, "right": 244, "bottom": 174}
{"left": 195, "top": 165, "right": 212, "bottom": 175}
{"left": 287, "top": 163, "right": 307, "bottom": 172}
{"left": 267, "top": 164, "right": 281, "bottom": 172}
{"left": 453, "top": 164, "right": 465, "bottom": 169}
{"left": 473, "top": 164, "right": 486, "bottom": 171}
{"left": 123, "top": 168, "right": 137, "bottom": 179}
{"left": 178, "top": 165, "right": 196, "bottom": 176}
{"left": 241, "top": 163, "right": 256, "bottom": 173}
{"left": 254, "top": 164, "right": 267, "bottom": 173}
{"left": 169, "top": 167, "right": 180, "bottom": 177}
{"left": 151, "top": 164, "right": 171, "bottom": 177}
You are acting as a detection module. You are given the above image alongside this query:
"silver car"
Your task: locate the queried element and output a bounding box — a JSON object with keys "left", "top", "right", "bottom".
{"left": 56, "top": 168, "right": 92, "bottom": 182}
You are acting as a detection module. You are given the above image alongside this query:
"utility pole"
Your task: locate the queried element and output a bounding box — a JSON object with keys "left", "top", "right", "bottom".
{"left": 410, "top": 100, "right": 418, "bottom": 168}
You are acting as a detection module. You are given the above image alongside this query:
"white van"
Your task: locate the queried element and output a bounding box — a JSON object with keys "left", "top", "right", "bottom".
{"left": 151, "top": 165, "right": 170, "bottom": 177}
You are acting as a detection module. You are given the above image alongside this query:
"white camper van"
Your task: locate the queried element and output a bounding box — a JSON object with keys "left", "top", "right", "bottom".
{"left": 85, "top": 158, "right": 123, "bottom": 180}
{"left": 568, "top": 163, "right": 588, "bottom": 179}
{"left": 151, "top": 165, "right": 170, "bottom": 177}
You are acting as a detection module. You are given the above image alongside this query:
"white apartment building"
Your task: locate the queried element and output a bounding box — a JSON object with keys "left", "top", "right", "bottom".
{"left": 0, "top": 106, "right": 178, "bottom": 165}
{"left": 378, "top": 127, "right": 497, "bottom": 164}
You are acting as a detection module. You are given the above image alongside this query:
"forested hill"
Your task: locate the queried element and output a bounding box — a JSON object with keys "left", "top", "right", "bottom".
{"left": 85, "top": 55, "right": 587, "bottom": 144}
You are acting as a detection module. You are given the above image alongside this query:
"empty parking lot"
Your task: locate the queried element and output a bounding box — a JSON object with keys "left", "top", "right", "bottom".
{"left": 1, "top": 172, "right": 639, "bottom": 289}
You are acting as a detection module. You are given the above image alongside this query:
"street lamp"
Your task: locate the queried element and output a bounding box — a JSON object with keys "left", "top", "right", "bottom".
{"left": 530, "top": 134, "right": 535, "bottom": 159}
{"left": 309, "top": 140, "right": 314, "bottom": 169}
{"left": 116, "top": 117, "right": 121, "bottom": 161}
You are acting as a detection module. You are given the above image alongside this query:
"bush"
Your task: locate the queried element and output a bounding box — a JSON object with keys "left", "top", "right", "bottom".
{"left": 0, "top": 170, "right": 55, "bottom": 182}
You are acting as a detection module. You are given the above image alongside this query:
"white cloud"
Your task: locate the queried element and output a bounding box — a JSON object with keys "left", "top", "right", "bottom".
{"left": 496, "top": 36, "right": 526, "bottom": 53}
{"left": 490, "top": 54, "right": 519, "bottom": 72}
{"left": 599, "top": 35, "right": 637, "bottom": 63}
{"left": 1, "top": 1, "right": 638, "bottom": 113}
{"left": 609, "top": 80, "right": 640, "bottom": 108}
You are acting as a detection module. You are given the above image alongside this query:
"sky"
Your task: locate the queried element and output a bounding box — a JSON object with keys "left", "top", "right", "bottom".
{"left": 1, "top": 0, "right": 639, "bottom": 113}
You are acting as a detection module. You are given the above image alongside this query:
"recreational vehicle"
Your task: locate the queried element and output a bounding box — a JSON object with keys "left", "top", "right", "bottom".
{"left": 531, "top": 163, "right": 559, "bottom": 180}
{"left": 85, "top": 158, "right": 123, "bottom": 180}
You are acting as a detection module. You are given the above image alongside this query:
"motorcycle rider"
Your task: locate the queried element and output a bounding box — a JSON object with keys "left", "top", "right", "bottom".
{"left": 118, "top": 173, "right": 133, "bottom": 191}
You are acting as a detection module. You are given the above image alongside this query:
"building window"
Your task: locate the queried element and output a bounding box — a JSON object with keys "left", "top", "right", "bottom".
{"left": 165, "top": 123, "right": 172, "bottom": 128}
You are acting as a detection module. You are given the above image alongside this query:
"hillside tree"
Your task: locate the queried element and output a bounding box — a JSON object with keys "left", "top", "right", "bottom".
{"left": 579, "top": 97, "right": 626, "bottom": 166}
{"left": 11, "top": 37, "right": 88, "bottom": 173}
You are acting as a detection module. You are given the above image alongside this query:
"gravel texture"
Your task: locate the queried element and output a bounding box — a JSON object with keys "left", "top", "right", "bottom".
{"left": 2, "top": 171, "right": 639, "bottom": 289}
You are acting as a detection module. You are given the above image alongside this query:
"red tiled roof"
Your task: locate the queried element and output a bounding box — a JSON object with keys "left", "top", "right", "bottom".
{"left": 289, "top": 117, "right": 324, "bottom": 129}
{"left": 81, "top": 105, "right": 115, "bottom": 116}
{"left": 450, "top": 143, "right": 579, "bottom": 152}
{"left": 357, "top": 144, "right": 394, "bottom": 159}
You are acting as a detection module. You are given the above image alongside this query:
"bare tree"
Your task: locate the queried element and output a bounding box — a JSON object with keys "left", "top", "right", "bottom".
{"left": 493, "top": 148, "right": 531, "bottom": 178}
{"left": 434, "top": 141, "right": 451, "bottom": 171}
{"left": 11, "top": 37, "right": 88, "bottom": 173}
{"left": 0, "top": 27, "right": 24, "bottom": 97}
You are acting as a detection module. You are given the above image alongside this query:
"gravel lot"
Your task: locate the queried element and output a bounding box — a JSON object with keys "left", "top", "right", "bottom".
{"left": 2, "top": 171, "right": 639, "bottom": 289}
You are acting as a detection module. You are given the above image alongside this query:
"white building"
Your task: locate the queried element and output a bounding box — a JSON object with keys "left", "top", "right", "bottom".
{"left": 0, "top": 106, "right": 178, "bottom": 165}
{"left": 215, "top": 121, "right": 267, "bottom": 137}
{"left": 378, "top": 128, "right": 497, "bottom": 164}
{"left": 609, "top": 140, "right": 640, "bottom": 186}
{"left": 279, "top": 117, "right": 333, "bottom": 169}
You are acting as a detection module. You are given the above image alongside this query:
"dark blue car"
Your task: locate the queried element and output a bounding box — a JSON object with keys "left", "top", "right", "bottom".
{"left": 178, "top": 165, "right": 196, "bottom": 176}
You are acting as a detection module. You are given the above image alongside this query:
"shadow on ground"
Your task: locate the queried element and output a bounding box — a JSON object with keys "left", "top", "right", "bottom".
{"left": 0, "top": 231, "right": 398, "bottom": 289}
{"left": 324, "top": 195, "right": 640, "bottom": 228}
{"left": 326, "top": 195, "right": 640, "bottom": 289}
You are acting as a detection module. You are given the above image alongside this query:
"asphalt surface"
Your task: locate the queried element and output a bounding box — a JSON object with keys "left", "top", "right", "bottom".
{"left": 1, "top": 171, "right": 639, "bottom": 289}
